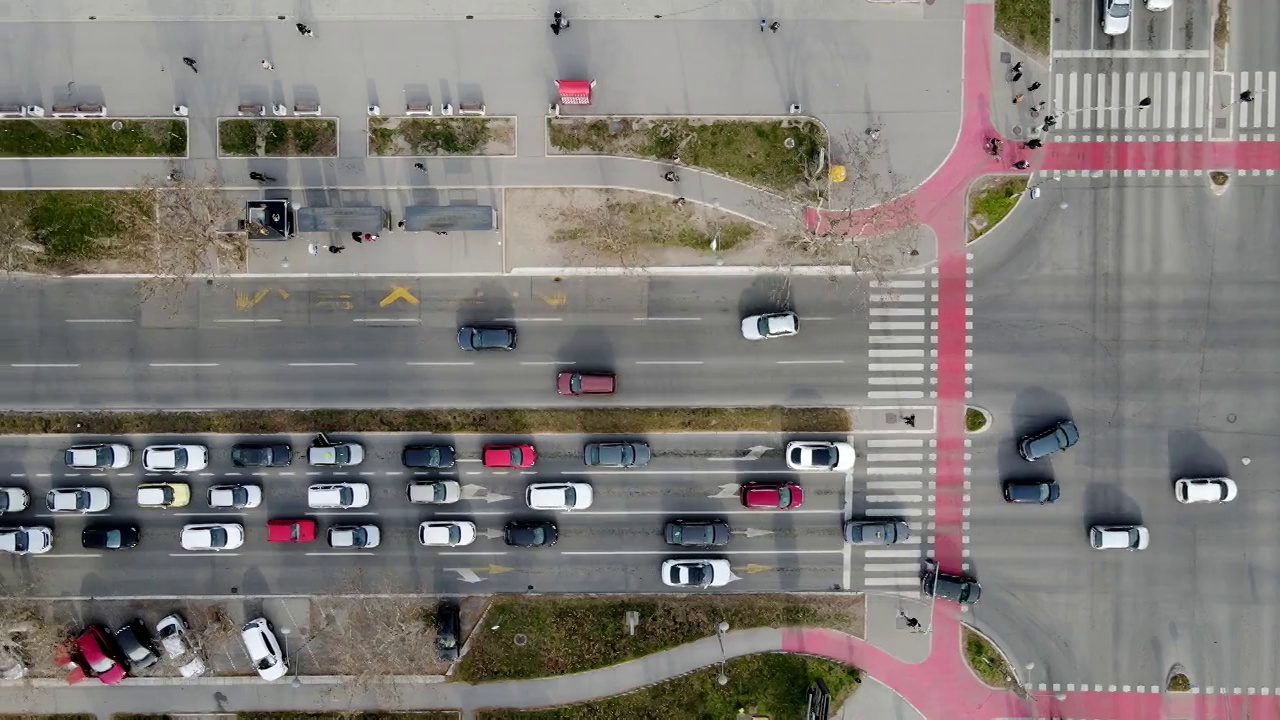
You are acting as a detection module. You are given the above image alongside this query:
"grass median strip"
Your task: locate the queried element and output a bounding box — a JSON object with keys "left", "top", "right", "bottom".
{"left": 963, "top": 626, "right": 1016, "bottom": 688}
{"left": 968, "top": 176, "right": 1027, "bottom": 241}
{"left": 0, "top": 119, "right": 187, "bottom": 157}
{"left": 0, "top": 407, "right": 851, "bottom": 436}
{"left": 994, "top": 0, "right": 1050, "bottom": 57}
{"left": 218, "top": 118, "right": 338, "bottom": 157}
{"left": 476, "top": 653, "right": 859, "bottom": 720}
{"left": 457, "top": 595, "right": 864, "bottom": 682}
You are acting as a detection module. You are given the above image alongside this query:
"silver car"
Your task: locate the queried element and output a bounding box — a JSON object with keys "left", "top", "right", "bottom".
{"left": 844, "top": 520, "right": 910, "bottom": 545}
{"left": 1102, "top": 0, "right": 1131, "bottom": 36}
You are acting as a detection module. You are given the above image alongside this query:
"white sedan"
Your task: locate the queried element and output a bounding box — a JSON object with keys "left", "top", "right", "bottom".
{"left": 1102, "top": 0, "right": 1131, "bottom": 36}
{"left": 329, "top": 524, "right": 382, "bottom": 549}
{"left": 65, "top": 444, "right": 132, "bottom": 469}
{"left": 661, "top": 558, "right": 735, "bottom": 588}
{"left": 0, "top": 487, "right": 29, "bottom": 514}
{"left": 180, "top": 523, "right": 245, "bottom": 551}
{"left": 786, "top": 441, "right": 856, "bottom": 472}
{"left": 156, "top": 613, "right": 206, "bottom": 678}
{"left": 241, "top": 617, "right": 287, "bottom": 681}
{"left": 207, "top": 485, "right": 263, "bottom": 509}
{"left": 418, "top": 521, "right": 477, "bottom": 547}
{"left": 46, "top": 487, "right": 110, "bottom": 513}
{"left": 1174, "top": 477, "right": 1237, "bottom": 504}
{"left": 307, "top": 483, "right": 370, "bottom": 509}
{"left": 741, "top": 311, "right": 799, "bottom": 340}
{"left": 0, "top": 526, "right": 53, "bottom": 555}
{"left": 143, "top": 445, "right": 209, "bottom": 472}
{"left": 525, "top": 482, "right": 593, "bottom": 511}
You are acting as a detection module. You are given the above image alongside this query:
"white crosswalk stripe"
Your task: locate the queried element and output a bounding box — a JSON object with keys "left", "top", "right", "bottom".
{"left": 1051, "top": 69, "right": 1278, "bottom": 132}
{"left": 854, "top": 436, "right": 933, "bottom": 597}
{"left": 865, "top": 270, "right": 933, "bottom": 400}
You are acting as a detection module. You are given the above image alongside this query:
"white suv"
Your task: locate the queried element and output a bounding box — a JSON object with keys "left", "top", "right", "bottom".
{"left": 65, "top": 444, "right": 132, "bottom": 469}
{"left": 240, "top": 618, "right": 288, "bottom": 681}
{"left": 143, "top": 445, "right": 209, "bottom": 472}
{"left": 525, "top": 482, "right": 593, "bottom": 511}
{"left": 307, "top": 483, "right": 370, "bottom": 509}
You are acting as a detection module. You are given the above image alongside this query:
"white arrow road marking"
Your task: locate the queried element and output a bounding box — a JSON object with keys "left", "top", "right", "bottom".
{"left": 460, "top": 484, "right": 486, "bottom": 500}
{"left": 709, "top": 445, "right": 774, "bottom": 462}
{"left": 485, "top": 493, "right": 513, "bottom": 503}
{"left": 729, "top": 528, "right": 775, "bottom": 538}
{"left": 479, "top": 528, "right": 504, "bottom": 540}
{"left": 446, "top": 568, "right": 485, "bottom": 583}
{"left": 708, "top": 483, "right": 740, "bottom": 499}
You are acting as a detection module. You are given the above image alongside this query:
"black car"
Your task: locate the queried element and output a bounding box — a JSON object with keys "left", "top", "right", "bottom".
{"left": 1018, "top": 420, "right": 1080, "bottom": 461}
{"left": 231, "top": 443, "right": 292, "bottom": 467}
{"left": 1002, "top": 479, "right": 1060, "bottom": 504}
{"left": 504, "top": 520, "right": 558, "bottom": 547}
{"left": 114, "top": 619, "right": 160, "bottom": 669}
{"left": 921, "top": 567, "right": 981, "bottom": 605}
{"left": 403, "top": 445, "right": 457, "bottom": 469}
{"left": 663, "top": 520, "right": 730, "bottom": 547}
{"left": 457, "top": 325, "right": 517, "bottom": 351}
{"left": 82, "top": 524, "right": 140, "bottom": 550}
{"left": 436, "top": 602, "right": 461, "bottom": 662}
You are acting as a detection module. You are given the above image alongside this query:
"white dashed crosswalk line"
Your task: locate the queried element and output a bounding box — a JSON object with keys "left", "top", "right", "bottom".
{"left": 865, "top": 276, "right": 933, "bottom": 400}
{"left": 1051, "top": 68, "right": 1278, "bottom": 134}
{"left": 857, "top": 437, "right": 931, "bottom": 597}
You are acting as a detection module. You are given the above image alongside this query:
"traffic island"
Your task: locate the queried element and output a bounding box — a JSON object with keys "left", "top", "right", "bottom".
{"left": 967, "top": 176, "right": 1028, "bottom": 242}
{"left": 965, "top": 406, "right": 992, "bottom": 434}
{"left": 962, "top": 626, "right": 1018, "bottom": 689}
{"left": 217, "top": 118, "right": 338, "bottom": 157}
{"left": 367, "top": 117, "right": 516, "bottom": 157}
{"left": 0, "top": 118, "right": 187, "bottom": 157}
{"left": 1209, "top": 170, "right": 1230, "bottom": 195}
{"left": 1167, "top": 664, "right": 1192, "bottom": 692}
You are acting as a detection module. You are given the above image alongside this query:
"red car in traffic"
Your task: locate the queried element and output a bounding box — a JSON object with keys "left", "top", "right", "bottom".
{"left": 76, "top": 624, "right": 126, "bottom": 685}
{"left": 557, "top": 371, "right": 616, "bottom": 395}
{"left": 483, "top": 444, "right": 537, "bottom": 468}
{"left": 740, "top": 481, "right": 804, "bottom": 509}
{"left": 267, "top": 518, "right": 317, "bottom": 543}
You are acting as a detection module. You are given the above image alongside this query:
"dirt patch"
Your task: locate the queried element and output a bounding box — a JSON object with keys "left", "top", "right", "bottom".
{"left": 368, "top": 117, "right": 515, "bottom": 156}
{"left": 307, "top": 596, "right": 448, "bottom": 677}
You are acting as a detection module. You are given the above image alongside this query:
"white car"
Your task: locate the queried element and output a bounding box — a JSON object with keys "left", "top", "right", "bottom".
{"left": 45, "top": 487, "right": 110, "bottom": 513}
{"left": 661, "top": 558, "right": 735, "bottom": 588}
{"left": 1145, "top": 0, "right": 1171, "bottom": 10}
{"left": 307, "top": 442, "right": 364, "bottom": 467}
{"left": 786, "top": 441, "right": 856, "bottom": 472}
{"left": 207, "top": 484, "right": 263, "bottom": 509}
{"left": 307, "top": 483, "right": 370, "bottom": 509}
{"left": 741, "top": 311, "right": 799, "bottom": 340}
{"left": 0, "top": 488, "right": 29, "bottom": 514}
{"left": 240, "top": 617, "right": 288, "bottom": 681}
{"left": 407, "top": 480, "right": 461, "bottom": 504}
{"left": 418, "top": 521, "right": 477, "bottom": 547}
{"left": 155, "top": 613, "right": 206, "bottom": 678}
{"left": 143, "top": 445, "right": 209, "bottom": 472}
{"left": 1174, "top": 477, "right": 1237, "bottom": 504}
{"left": 525, "top": 482, "right": 593, "bottom": 511}
{"left": 328, "top": 524, "right": 382, "bottom": 549}
{"left": 0, "top": 526, "right": 53, "bottom": 555}
{"left": 180, "top": 523, "right": 245, "bottom": 551}
{"left": 1102, "top": 0, "right": 1131, "bottom": 35}
{"left": 65, "top": 444, "right": 132, "bottom": 469}
{"left": 1089, "top": 525, "right": 1149, "bottom": 551}
{"left": 137, "top": 482, "right": 191, "bottom": 509}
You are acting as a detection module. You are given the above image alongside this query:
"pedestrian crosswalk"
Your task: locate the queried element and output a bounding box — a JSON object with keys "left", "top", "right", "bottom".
{"left": 857, "top": 436, "right": 932, "bottom": 597}
{"left": 866, "top": 271, "right": 933, "bottom": 401}
{"left": 1051, "top": 69, "right": 1279, "bottom": 133}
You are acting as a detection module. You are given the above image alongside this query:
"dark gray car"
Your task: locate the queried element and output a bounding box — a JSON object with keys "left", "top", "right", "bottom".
{"left": 664, "top": 520, "right": 730, "bottom": 547}
{"left": 921, "top": 568, "right": 981, "bottom": 605}
{"left": 584, "top": 442, "right": 651, "bottom": 468}
{"left": 1018, "top": 420, "right": 1079, "bottom": 461}
{"left": 1003, "top": 479, "right": 1060, "bottom": 504}
{"left": 402, "top": 445, "right": 457, "bottom": 469}
{"left": 843, "top": 520, "right": 910, "bottom": 545}
{"left": 114, "top": 619, "right": 160, "bottom": 669}
{"left": 231, "top": 443, "right": 292, "bottom": 467}
{"left": 457, "top": 326, "right": 517, "bottom": 351}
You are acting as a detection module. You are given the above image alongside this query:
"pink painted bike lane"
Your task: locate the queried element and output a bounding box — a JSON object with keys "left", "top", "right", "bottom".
{"left": 1042, "top": 139, "right": 1280, "bottom": 171}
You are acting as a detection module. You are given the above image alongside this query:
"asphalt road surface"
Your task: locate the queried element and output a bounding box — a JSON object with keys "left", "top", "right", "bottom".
{"left": 0, "top": 431, "right": 933, "bottom": 598}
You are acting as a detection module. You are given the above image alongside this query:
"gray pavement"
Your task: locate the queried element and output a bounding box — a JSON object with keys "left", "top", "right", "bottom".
{"left": 839, "top": 675, "right": 924, "bottom": 720}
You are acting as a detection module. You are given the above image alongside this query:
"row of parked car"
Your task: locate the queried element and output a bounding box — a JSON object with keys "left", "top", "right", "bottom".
{"left": 69, "top": 612, "right": 207, "bottom": 686}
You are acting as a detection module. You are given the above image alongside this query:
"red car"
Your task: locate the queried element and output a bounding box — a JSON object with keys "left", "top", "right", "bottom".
{"left": 741, "top": 481, "right": 804, "bottom": 509}
{"left": 483, "top": 443, "right": 537, "bottom": 468}
{"left": 76, "top": 625, "right": 126, "bottom": 685}
{"left": 557, "top": 371, "right": 616, "bottom": 395}
{"left": 267, "top": 518, "right": 317, "bottom": 543}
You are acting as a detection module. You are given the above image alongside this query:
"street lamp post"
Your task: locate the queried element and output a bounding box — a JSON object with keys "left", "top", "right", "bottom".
{"left": 715, "top": 621, "right": 730, "bottom": 685}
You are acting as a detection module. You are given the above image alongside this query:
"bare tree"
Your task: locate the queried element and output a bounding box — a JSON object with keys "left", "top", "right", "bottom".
{"left": 550, "top": 190, "right": 656, "bottom": 269}
{"left": 311, "top": 587, "right": 438, "bottom": 703}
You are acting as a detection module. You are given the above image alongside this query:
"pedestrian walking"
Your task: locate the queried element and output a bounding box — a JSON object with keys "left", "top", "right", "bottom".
{"left": 435, "top": 231, "right": 449, "bottom": 236}
{"left": 673, "top": 197, "right": 687, "bottom": 207}
{"left": 413, "top": 162, "right": 427, "bottom": 173}
{"left": 1010, "top": 71, "right": 1023, "bottom": 83}
{"left": 1241, "top": 90, "right": 1256, "bottom": 103}
{"left": 261, "top": 59, "right": 274, "bottom": 70}
{"left": 1013, "top": 160, "right": 1030, "bottom": 170}
{"left": 1011, "top": 61, "right": 1023, "bottom": 74}
{"left": 351, "top": 231, "right": 363, "bottom": 243}
{"left": 550, "top": 22, "right": 561, "bottom": 35}
{"left": 182, "top": 57, "right": 198, "bottom": 73}
{"left": 1042, "top": 118, "right": 1055, "bottom": 132}
{"left": 328, "top": 245, "right": 344, "bottom": 254}
{"left": 663, "top": 171, "right": 679, "bottom": 182}
{"left": 1013, "top": 93, "right": 1026, "bottom": 104}
{"left": 1027, "top": 81, "right": 1042, "bottom": 92}
{"left": 769, "top": 21, "right": 780, "bottom": 32}
{"left": 760, "top": 19, "right": 768, "bottom": 32}
{"left": 397, "top": 219, "right": 406, "bottom": 229}
{"left": 248, "top": 171, "right": 276, "bottom": 183}
{"left": 865, "top": 126, "right": 880, "bottom": 141}
{"left": 296, "top": 23, "right": 314, "bottom": 37}
{"left": 1024, "top": 138, "right": 1043, "bottom": 149}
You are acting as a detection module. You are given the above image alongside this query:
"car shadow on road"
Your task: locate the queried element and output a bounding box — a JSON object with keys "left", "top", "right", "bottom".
{"left": 1167, "top": 430, "right": 1229, "bottom": 482}
{"left": 998, "top": 386, "right": 1075, "bottom": 487}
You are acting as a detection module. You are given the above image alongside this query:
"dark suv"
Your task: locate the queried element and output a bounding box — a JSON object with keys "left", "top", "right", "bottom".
{"left": 402, "top": 445, "right": 457, "bottom": 469}
{"left": 1002, "top": 479, "right": 1060, "bottom": 504}
{"left": 232, "top": 443, "right": 292, "bottom": 467}
{"left": 114, "top": 620, "right": 160, "bottom": 669}
{"left": 457, "top": 325, "right": 517, "bottom": 351}
{"left": 1018, "top": 420, "right": 1079, "bottom": 461}
{"left": 921, "top": 567, "right": 981, "bottom": 605}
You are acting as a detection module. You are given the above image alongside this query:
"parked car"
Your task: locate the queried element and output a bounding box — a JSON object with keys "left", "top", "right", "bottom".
{"left": 1002, "top": 479, "right": 1061, "bottom": 504}
{"left": 307, "top": 483, "right": 370, "bottom": 509}
{"left": 307, "top": 440, "right": 364, "bottom": 467}
{"left": 231, "top": 443, "right": 292, "bottom": 467}
{"left": 407, "top": 480, "right": 461, "bottom": 504}
{"left": 1102, "top": 0, "right": 1131, "bottom": 35}
{"left": 526, "top": 482, "right": 593, "bottom": 510}
{"left": 207, "top": 484, "right": 263, "bottom": 509}
{"left": 1089, "top": 525, "right": 1149, "bottom": 550}
{"left": 661, "top": 558, "right": 734, "bottom": 588}
{"left": 483, "top": 443, "right": 536, "bottom": 468}
{"left": 584, "top": 441, "right": 651, "bottom": 468}
{"left": 46, "top": 487, "right": 110, "bottom": 513}
{"left": 65, "top": 443, "right": 131, "bottom": 470}
{"left": 419, "top": 521, "right": 477, "bottom": 547}
{"left": 240, "top": 618, "right": 288, "bottom": 681}
{"left": 436, "top": 602, "right": 461, "bottom": 662}
{"left": 155, "top": 613, "right": 206, "bottom": 678}
{"left": 457, "top": 325, "right": 517, "bottom": 351}
{"left": 504, "top": 520, "right": 558, "bottom": 547}
{"left": 0, "top": 526, "right": 52, "bottom": 555}
{"left": 1174, "top": 477, "right": 1237, "bottom": 504}
{"left": 921, "top": 566, "right": 981, "bottom": 605}
{"left": 77, "top": 625, "right": 127, "bottom": 684}
{"left": 664, "top": 520, "right": 730, "bottom": 547}
{"left": 328, "top": 524, "right": 381, "bottom": 549}
{"left": 137, "top": 482, "right": 191, "bottom": 509}
{"left": 402, "top": 445, "right": 457, "bottom": 469}
{"left": 741, "top": 311, "right": 799, "bottom": 340}
{"left": 1145, "top": 0, "right": 1172, "bottom": 9}
{"left": 114, "top": 620, "right": 160, "bottom": 670}
{"left": 844, "top": 520, "right": 910, "bottom": 545}
{"left": 786, "top": 440, "right": 856, "bottom": 472}
{"left": 142, "top": 444, "right": 209, "bottom": 472}
{"left": 180, "top": 523, "right": 245, "bottom": 551}
{"left": 267, "top": 518, "right": 317, "bottom": 544}
{"left": 1018, "top": 420, "right": 1079, "bottom": 461}
{"left": 0, "top": 487, "right": 29, "bottom": 514}
{"left": 557, "top": 371, "right": 616, "bottom": 395}
{"left": 82, "top": 524, "right": 140, "bottom": 550}
{"left": 740, "top": 481, "right": 803, "bottom": 509}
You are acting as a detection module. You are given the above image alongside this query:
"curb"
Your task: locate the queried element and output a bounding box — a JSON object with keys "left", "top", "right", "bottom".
{"left": 2, "top": 673, "right": 448, "bottom": 688}
{"left": 964, "top": 173, "right": 1030, "bottom": 246}
{"left": 959, "top": 622, "right": 1020, "bottom": 690}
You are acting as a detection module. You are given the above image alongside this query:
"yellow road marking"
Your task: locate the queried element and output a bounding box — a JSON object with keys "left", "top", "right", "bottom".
{"left": 380, "top": 286, "right": 420, "bottom": 307}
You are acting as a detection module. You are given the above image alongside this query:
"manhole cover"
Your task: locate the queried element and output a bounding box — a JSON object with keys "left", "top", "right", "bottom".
{"left": 1012, "top": 125, "right": 1024, "bottom": 137}
{"left": 1000, "top": 51, "right": 1011, "bottom": 64}
{"left": 784, "top": 138, "right": 796, "bottom": 149}
{"left": 1227, "top": 413, "right": 1237, "bottom": 423}
{"left": 513, "top": 633, "right": 528, "bottom": 646}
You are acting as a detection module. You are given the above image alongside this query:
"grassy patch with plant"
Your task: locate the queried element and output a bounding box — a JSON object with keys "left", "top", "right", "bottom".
{"left": 0, "top": 119, "right": 186, "bottom": 157}
{"left": 476, "top": 654, "right": 859, "bottom": 720}
{"left": 554, "top": 196, "right": 758, "bottom": 256}
{"left": 1167, "top": 672, "right": 1191, "bottom": 692}
{"left": 0, "top": 190, "right": 153, "bottom": 272}
{"left": 963, "top": 626, "right": 1016, "bottom": 688}
{"left": 368, "top": 117, "right": 514, "bottom": 156}
{"left": 968, "top": 177, "right": 1027, "bottom": 241}
{"left": 1214, "top": 0, "right": 1230, "bottom": 48}
{"left": 994, "top": 0, "right": 1051, "bottom": 57}
{"left": 1, "top": 716, "right": 96, "bottom": 720}
{"left": 548, "top": 117, "right": 827, "bottom": 195}
{"left": 0, "top": 406, "right": 851, "bottom": 436}
{"left": 456, "top": 595, "right": 864, "bottom": 682}
{"left": 965, "top": 407, "right": 988, "bottom": 432}
{"left": 218, "top": 118, "right": 337, "bottom": 157}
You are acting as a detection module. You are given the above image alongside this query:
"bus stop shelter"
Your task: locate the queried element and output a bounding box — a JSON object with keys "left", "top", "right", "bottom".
{"left": 403, "top": 204, "right": 498, "bottom": 232}
{"left": 296, "top": 206, "right": 389, "bottom": 233}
